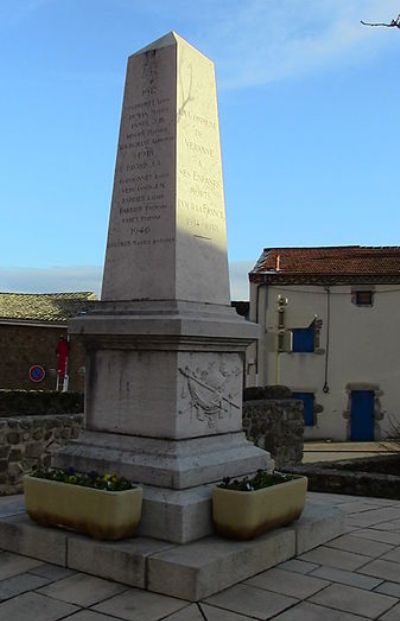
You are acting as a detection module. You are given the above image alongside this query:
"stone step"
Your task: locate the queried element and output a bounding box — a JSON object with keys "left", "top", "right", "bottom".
{"left": 0, "top": 497, "right": 344, "bottom": 601}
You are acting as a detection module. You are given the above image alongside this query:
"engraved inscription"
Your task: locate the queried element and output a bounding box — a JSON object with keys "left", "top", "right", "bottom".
{"left": 108, "top": 51, "right": 175, "bottom": 251}
{"left": 177, "top": 58, "right": 226, "bottom": 242}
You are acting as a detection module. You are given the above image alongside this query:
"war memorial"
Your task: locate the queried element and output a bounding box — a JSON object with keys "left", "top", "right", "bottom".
{"left": 0, "top": 33, "right": 342, "bottom": 601}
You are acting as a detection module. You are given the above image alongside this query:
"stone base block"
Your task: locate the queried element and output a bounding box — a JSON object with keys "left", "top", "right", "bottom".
{"left": 137, "top": 485, "right": 214, "bottom": 543}
{"left": 53, "top": 431, "right": 273, "bottom": 543}
{"left": 0, "top": 496, "right": 344, "bottom": 602}
{"left": 293, "top": 502, "right": 345, "bottom": 555}
{"left": 67, "top": 535, "right": 174, "bottom": 588}
{"left": 53, "top": 431, "right": 272, "bottom": 489}
{"left": 0, "top": 513, "right": 67, "bottom": 566}
{"left": 147, "top": 528, "right": 295, "bottom": 601}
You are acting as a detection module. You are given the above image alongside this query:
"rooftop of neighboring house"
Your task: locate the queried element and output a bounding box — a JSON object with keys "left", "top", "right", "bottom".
{"left": 250, "top": 246, "right": 400, "bottom": 285}
{"left": 0, "top": 292, "right": 97, "bottom": 324}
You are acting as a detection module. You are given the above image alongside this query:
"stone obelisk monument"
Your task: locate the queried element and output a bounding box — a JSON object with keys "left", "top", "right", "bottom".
{"left": 56, "top": 32, "right": 272, "bottom": 543}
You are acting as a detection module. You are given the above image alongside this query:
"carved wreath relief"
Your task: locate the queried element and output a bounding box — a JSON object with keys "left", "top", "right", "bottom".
{"left": 178, "top": 361, "right": 241, "bottom": 428}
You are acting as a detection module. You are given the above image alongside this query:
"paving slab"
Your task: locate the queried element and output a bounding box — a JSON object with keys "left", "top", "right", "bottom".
{"left": 38, "top": 573, "right": 127, "bottom": 607}
{"left": 277, "top": 559, "right": 319, "bottom": 575}
{"left": 0, "top": 572, "right": 50, "bottom": 601}
{"left": 0, "top": 550, "right": 43, "bottom": 580}
{"left": 372, "top": 520, "right": 400, "bottom": 532}
{"left": 272, "top": 600, "right": 379, "bottom": 620}
{"left": 199, "top": 603, "right": 255, "bottom": 620}
{"left": 68, "top": 534, "right": 174, "bottom": 589}
{"left": 325, "top": 533, "right": 393, "bottom": 557}
{"left": 351, "top": 529, "right": 400, "bottom": 546}
{"left": 334, "top": 501, "right": 383, "bottom": 514}
{"left": 148, "top": 528, "right": 295, "bottom": 601}
{"left": 342, "top": 524, "right": 360, "bottom": 533}
{"left": 346, "top": 508, "right": 400, "bottom": 528}
{"left": 310, "top": 565, "right": 383, "bottom": 590}
{"left": 245, "top": 567, "right": 329, "bottom": 599}
{"left": 380, "top": 602, "right": 400, "bottom": 620}
{"left": 62, "top": 612, "right": 125, "bottom": 621}
{"left": 162, "top": 604, "right": 205, "bottom": 620}
{"left": 93, "top": 588, "right": 188, "bottom": 621}
{"left": 359, "top": 559, "right": 400, "bottom": 583}
{"left": 310, "top": 582, "right": 397, "bottom": 618}
{"left": 204, "top": 583, "right": 298, "bottom": 620}
{"left": 308, "top": 492, "right": 374, "bottom": 504}
{"left": 299, "top": 545, "right": 371, "bottom": 571}
{"left": 375, "top": 581, "right": 400, "bottom": 598}
{"left": 28, "top": 564, "right": 76, "bottom": 581}
{"left": 0, "top": 591, "right": 79, "bottom": 621}
{"left": 381, "top": 548, "right": 400, "bottom": 564}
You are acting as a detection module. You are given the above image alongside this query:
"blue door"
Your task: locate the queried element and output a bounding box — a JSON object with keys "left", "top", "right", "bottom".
{"left": 350, "top": 391, "right": 374, "bottom": 441}
{"left": 292, "top": 392, "right": 315, "bottom": 426}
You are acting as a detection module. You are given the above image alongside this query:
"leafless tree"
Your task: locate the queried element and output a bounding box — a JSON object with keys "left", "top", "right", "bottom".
{"left": 361, "top": 13, "right": 400, "bottom": 28}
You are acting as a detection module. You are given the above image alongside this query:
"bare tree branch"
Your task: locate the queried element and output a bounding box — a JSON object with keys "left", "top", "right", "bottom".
{"left": 361, "top": 13, "right": 400, "bottom": 28}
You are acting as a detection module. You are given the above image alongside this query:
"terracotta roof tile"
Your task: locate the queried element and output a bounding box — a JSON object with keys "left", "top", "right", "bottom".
{"left": 250, "top": 246, "right": 400, "bottom": 284}
{"left": 0, "top": 292, "right": 97, "bottom": 323}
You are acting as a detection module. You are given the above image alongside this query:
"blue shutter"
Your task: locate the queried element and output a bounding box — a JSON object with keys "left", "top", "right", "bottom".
{"left": 292, "top": 326, "right": 315, "bottom": 352}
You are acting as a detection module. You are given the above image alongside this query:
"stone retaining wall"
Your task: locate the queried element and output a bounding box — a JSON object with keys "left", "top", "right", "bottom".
{"left": 0, "top": 414, "right": 84, "bottom": 495}
{"left": 0, "top": 394, "right": 304, "bottom": 495}
{"left": 0, "top": 390, "right": 84, "bottom": 416}
{"left": 243, "top": 398, "right": 304, "bottom": 468}
{"left": 285, "top": 457, "right": 400, "bottom": 499}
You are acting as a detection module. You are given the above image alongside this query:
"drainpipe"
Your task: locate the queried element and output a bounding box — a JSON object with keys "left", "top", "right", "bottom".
{"left": 323, "top": 287, "right": 331, "bottom": 393}
{"left": 276, "top": 295, "right": 287, "bottom": 384}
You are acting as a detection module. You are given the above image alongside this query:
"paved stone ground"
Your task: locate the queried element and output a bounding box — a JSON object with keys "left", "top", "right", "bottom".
{"left": 2, "top": 493, "right": 400, "bottom": 619}
{"left": 303, "top": 441, "right": 398, "bottom": 463}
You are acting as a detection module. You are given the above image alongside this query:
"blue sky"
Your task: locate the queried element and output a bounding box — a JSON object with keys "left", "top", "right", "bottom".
{"left": 0, "top": 0, "right": 399, "bottom": 299}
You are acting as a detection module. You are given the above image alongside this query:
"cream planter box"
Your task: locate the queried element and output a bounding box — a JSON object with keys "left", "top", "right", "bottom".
{"left": 24, "top": 476, "right": 143, "bottom": 540}
{"left": 212, "top": 476, "right": 307, "bottom": 540}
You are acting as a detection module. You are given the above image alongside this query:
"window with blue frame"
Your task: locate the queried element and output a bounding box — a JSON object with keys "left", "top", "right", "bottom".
{"left": 292, "top": 392, "right": 315, "bottom": 426}
{"left": 292, "top": 323, "right": 315, "bottom": 352}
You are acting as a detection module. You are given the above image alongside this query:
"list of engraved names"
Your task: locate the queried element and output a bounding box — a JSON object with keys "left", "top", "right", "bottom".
{"left": 108, "top": 53, "right": 175, "bottom": 252}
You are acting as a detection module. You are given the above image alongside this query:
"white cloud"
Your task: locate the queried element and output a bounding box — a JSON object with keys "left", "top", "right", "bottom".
{"left": 137, "top": 0, "right": 398, "bottom": 88}
{"left": 0, "top": 266, "right": 102, "bottom": 297}
{"left": 204, "top": 0, "right": 399, "bottom": 88}
{"left": 0, "top": 261, "right": 254, "bottom": 301}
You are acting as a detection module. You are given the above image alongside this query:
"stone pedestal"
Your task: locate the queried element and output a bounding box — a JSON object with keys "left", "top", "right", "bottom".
{"left": 56, "top": 302, "right": 271, "bottom": 542}
{"left": 55, "top": 33, "right": 273, "bottom": 543}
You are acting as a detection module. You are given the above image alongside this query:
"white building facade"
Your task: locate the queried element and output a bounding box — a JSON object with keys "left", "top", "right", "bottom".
{"left": 247, "top": 246, "right": 400, "bottom": 441}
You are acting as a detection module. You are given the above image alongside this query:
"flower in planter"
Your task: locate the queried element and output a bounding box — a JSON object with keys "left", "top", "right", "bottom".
{"left": 25, "top": 466, "right": 144, "bottom": 540}
{"left": 213, "top": 469, "right": 308, "bottom": 540}
{"left": 218, "top": 469, "right": 296, "bottom": 492}
{"left": 31, "top": 466, "right": 136, "bottom": 492}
